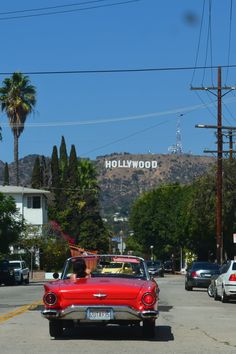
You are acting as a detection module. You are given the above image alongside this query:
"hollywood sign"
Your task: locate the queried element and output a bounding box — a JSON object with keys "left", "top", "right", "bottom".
{"left": 105, "top": 160, "right": 158, "bottom": 169}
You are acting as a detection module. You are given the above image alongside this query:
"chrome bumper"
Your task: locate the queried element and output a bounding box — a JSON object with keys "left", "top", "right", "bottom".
{"left": 41, "top": 305, "right": 159, "bottom": 321}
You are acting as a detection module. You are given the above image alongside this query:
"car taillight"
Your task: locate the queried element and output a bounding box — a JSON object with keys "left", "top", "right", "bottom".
{"left": 142, "top": 292, "right": 156, "bottom": 306}
{"left": 229, "top": 274, "right": 236, "bottom": 281}
{"left": 191, "top": 271, "right": 198, "bottom": 278}
{"left": 44, "top": 292, "right": 58, "bottom": 306}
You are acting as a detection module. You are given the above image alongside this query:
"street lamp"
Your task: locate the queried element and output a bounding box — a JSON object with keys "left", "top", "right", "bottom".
{"left": 150, "top": 245, "right": 154, "bottom": 261}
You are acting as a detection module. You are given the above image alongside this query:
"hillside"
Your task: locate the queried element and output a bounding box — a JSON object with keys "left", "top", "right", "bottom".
{"left": 94, "top": 153, "right": 215, "bottom": 216}
{"left": 0, "top": 153, "right": 215, "bottom": 217}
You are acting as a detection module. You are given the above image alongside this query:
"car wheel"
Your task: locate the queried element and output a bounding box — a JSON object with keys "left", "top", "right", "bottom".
{"left": 214, "top": 288, "right": 220, "bottom": 301}
{"left": 221, "top": 288, "right": 228, "bottom": 303}
{"left": 142, "top": 319, "right": 155, "bottom": 338}
{"left": 49, "top": 320, "right": 64, "bottom": 338}
{"left": 25, "top": 275, "right": 29, "bottom": 284}
{"left": 185, "top": 282, "right": 192, "bottom": 291}
{"left": 20, "top": 275, "right": 24, "bottom": 285}
{"left": 207, "top": 284, "right": 214, "bottom": 297}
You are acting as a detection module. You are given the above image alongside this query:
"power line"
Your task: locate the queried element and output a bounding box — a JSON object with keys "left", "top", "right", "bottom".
{"left": 2, "top": 98, "right": 236, "bottom": 128}
{"left": 225, "top": 0, "right": 233, "bottom": 84}
{"left": 0, "top": 0, "right": 141, "bottom": 21}
{"left": 2, "top": 64, "right": 236, "bottom": 77}
{"left": 82, "top": 119, "right": 170, "bottom": 156}
{"left": 190, "top": 0, "right": 206, "bottom": 86}
{"left": 0, "top": 0, "right": 115, "bottom": 15}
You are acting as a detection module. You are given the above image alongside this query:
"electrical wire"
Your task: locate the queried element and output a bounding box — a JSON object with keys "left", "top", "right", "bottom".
{"left": 202, "top": 0, "right": 212, "bottom": 85}
{"left": 225, "top": 0, "right": 233, "bottom": 84}
{"left": 1, "top": 64, "right": 236, "bottom": 77}
{"left": 190, "top": 0, "right": 206, "bottom": 86}
{"left": 81, "top": 119, "right": 171, "bottom": 156}
{"left": 2, "top": 99, "right": 234, "bottom": 128}
{"left": 208, "top": 0, "right": 214, "bottom": 86}
{"left": 194, "top": 90, "right": 216, "bottom": 119}
{"left": 0, "top": 0, "right": 141, "bottom": 21}
{"left": 0, "top": 0, "right": 116, "bottom": 15}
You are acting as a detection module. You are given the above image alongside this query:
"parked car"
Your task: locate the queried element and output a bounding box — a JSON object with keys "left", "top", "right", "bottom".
{"left": 185, "top": 261, "right": 220, "bottom": 291}
{"left": 163, "top": 260, "right": 173, "bottom": 273}
{"left": 214, "top": 260, "right": 236, "bottom": 302}
{"left": 207, "top": 273, "right": 220, "bottom": 297}
{"left": 0, "top": 260, "right": 15, "bottom": 285}
{"left": 41, "top": 255, "right": 159, "bottom": 338}
{"left": 9, "top": 260, "right": 30, "bottom": 285}
{"left": 146, "top": 260, "right": 164, "bottom": 277}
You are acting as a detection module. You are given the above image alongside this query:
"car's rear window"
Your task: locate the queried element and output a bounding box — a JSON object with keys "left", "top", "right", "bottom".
{"left": 232, "top": 262, "right": 236, "bottom": 271}
{"left": 192, "top": 262, "right": 219, "bottom": 270}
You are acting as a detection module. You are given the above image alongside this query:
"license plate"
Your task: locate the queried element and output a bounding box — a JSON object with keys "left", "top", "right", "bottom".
{"left": 87, "top": 308, "right": 113, "bottom": 320}
{"left": 202, "top": 273, "right": 211, "bottom": 277}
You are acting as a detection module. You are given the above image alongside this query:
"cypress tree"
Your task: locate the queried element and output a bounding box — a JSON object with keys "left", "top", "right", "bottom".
{"left": 31, "top": 156, "right": 41, "bottom": 189}
{"left": 3, "top": 163, "right": 9, "bottom": 186}
{"left": 41, "top": 155, "right": 49, "bottom": 187}
{"left": 50, "top": 146, "right": 61, "bottom": 207}
{"left": 68, "top": 144, "right": 78, "bottom": 187}
{"left": 59, "top": 136, "right": 68, "bottom": 183}
{"left": 51, "top": 146, "right": 60, "bottom": 189}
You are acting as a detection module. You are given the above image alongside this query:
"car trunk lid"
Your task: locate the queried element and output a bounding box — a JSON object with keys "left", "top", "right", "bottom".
{"left": 57, "top": 277, "right": 146, "bottom": 301}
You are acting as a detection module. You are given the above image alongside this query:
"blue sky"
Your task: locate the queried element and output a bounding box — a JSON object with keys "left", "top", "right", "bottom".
{"left": 0, "top": 0, "right": 236, "bottom": 163}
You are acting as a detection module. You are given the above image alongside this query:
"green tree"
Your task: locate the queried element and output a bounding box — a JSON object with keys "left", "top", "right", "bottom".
{"left": 67, "top": 144, "right": 78, "bottom": 187}
{"left": 129, "top": 184, "right": 192, "bottom": 260}
{"left": 41, "top": 155, "right": 49, "bottom": 187}
{"left": 3, "top": 163, "right": 9, "bottom": 186}
{"left": 48, "top": 143, "right": 109, "bottom": 252}
{"left": 0, "top": 72, "right": 36, "bottom": 185}
{"left": 0, "top": 193, "right": 23, "bottom": 255}
{"left": 31, "top": 156, "right": 41, "bottom": 189}
{"left": 59, "top": 136, "right": 68, "bottom": 183}
{"left": 50, "top": 145, "right": 61, "bottom": 205}
{"left": 78, "top": 159, "right": 98, "bottom": 192}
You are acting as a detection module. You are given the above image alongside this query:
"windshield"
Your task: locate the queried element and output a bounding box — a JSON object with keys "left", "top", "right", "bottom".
{"left": 62, "top": 255, "right": 148, "bottom": 280}
{"left": 9, "top": 262, "right": 21, "bottom": 268}
{"left": 146, "top": 261, "right": 161, "bottom": 267}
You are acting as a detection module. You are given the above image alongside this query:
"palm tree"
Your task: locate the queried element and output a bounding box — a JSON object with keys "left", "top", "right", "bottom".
{"left": 0, "top": 72, "right": 36, "bottom": 185}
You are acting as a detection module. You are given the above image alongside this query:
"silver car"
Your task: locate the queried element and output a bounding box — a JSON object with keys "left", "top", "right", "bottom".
{"left": 214, "top": 260, "right": 236, "bottom": 302}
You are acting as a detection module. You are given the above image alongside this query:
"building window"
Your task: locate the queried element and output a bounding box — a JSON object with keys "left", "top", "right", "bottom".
{"left": 27, "top": 196, "right": 41, "bottom": 209}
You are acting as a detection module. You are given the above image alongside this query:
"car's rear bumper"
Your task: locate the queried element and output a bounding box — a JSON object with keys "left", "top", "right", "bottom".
{"left": 42, "top": 305, "right": 159, "bottom": 322}
{"left": 225, "top": 283, "right": 236, "bottom": 297}
{"left": 188, "top": 278, "right": 211, "bottom": 288}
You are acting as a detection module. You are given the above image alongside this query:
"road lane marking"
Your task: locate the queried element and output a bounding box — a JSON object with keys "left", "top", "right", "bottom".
{"left": 0, "top": 299, "right": 43, "bottom": 323}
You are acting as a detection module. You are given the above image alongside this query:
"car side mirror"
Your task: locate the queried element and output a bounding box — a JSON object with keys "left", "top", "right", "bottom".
{"left": 53, "top": 272, "right": 59, "bottom": 279}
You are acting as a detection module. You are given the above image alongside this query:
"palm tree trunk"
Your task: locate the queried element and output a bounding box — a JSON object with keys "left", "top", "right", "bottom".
{"left": 14, "top": 132, "right": 19, "bottom": 186}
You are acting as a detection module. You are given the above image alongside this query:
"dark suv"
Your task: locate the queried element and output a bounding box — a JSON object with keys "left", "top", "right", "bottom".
{"left": 0, "top": 260, "right": 15, "bottom": 285}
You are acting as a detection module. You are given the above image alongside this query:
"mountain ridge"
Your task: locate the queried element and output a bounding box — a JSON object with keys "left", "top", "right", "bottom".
{"left": 0, "top": 153, "right": 215, "bottom": 216}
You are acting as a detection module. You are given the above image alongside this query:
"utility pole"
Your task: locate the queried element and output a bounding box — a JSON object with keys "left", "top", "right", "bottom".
{"left": 192, "top": 66, "right": 236, "bottom": 264}
{"left": 217, "top": 66, "right": 223, "bottom": 265}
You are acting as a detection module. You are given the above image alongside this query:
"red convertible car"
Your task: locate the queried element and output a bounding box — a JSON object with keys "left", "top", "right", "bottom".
{"left": 41, "top": 255, "right": 159, "bottom": 338}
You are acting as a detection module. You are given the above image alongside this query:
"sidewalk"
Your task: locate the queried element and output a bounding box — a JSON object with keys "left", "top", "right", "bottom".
{"left": 29, "top": 271, "right": 46, "bottom": 282}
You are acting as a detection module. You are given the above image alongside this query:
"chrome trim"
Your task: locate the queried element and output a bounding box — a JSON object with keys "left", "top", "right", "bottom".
{"left": 42, "top": 305, "right": 159, "bottom": 321}
{"left": 93, "top": 293, "right": 107, "bottom": 298}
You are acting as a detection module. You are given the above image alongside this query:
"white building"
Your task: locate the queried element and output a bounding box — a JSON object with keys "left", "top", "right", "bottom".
{"left": 0, "top": 185, "right": 50, "bottom": 227}
{"left": 0, "top": 186, "right": 50, "bottom": 265}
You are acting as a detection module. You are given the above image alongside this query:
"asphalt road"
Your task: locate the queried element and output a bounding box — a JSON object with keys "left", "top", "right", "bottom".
{"left": 0, "top": 274, "right": 236, "bottom": 354}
